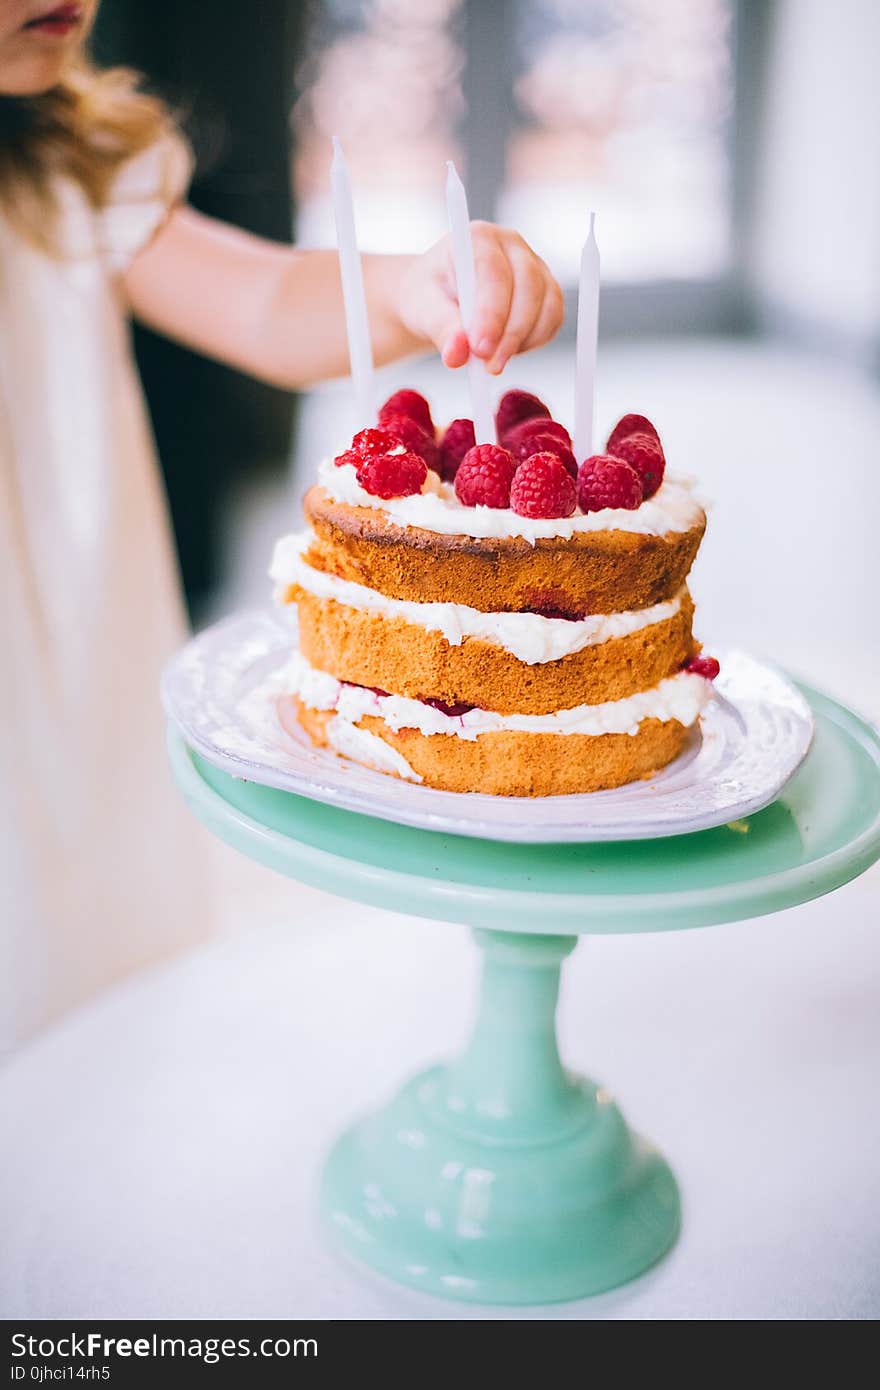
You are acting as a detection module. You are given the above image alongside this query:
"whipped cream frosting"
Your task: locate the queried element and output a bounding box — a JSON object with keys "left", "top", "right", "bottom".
{"left": 324, "top": 714, "right": 423, "bottom": 782}
{"left": 271, "top": 533, "right": 685, "bottom": 665}
{"left": 316, "top": 457, "right": 703, "bottom": 544}
{"left": 283, "top": 650, "right": 713, "bottom": 741}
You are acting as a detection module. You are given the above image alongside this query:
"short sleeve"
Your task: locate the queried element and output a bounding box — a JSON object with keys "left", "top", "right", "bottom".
{"left": 97, "top": 132, "right": 193, "bottom": 274}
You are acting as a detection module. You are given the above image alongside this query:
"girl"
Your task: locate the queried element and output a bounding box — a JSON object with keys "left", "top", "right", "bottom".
{"left": 0, "top": 1, "right": 564, "bottom": 1049}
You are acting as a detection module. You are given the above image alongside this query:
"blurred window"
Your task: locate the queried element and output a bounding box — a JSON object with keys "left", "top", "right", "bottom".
{"left": 293, "top": 0, "right": 734, "bottom": 286}
{"left": 292, "top": 0, "right": 464, "bottom": 252}
{"left": 500, "top": 0, "right": 733, "bottom": 284}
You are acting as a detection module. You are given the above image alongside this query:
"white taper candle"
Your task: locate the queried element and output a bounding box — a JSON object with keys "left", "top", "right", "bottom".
{"left": 445, "top": 161, "right": 495, "bottom": 444}
{"left": 330, "top": 136, "right": 375, "bottom": 424}
{"left": 573, "top": 212, "right": 600, "bottom": 463}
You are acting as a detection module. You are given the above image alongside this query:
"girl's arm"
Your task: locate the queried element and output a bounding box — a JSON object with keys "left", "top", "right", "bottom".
{"left": 123, "top": 205, "right": 564, "bottom": 390}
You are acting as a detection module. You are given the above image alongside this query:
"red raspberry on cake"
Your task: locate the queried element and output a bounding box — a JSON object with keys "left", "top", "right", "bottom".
{"left": 495, "top": 389, "right": 551, "bottom": 443}
{"left": 511, "top": 431, "right": 577, "bottom": 478}
{"left": 356, "top": 449, "right": 427, "bottom": 499}
{"left": 378, "top": 389, "right": 434, "bottom": 437}
{"left": 606, "top": 413, "right": 660, "bottom": 454}
{"left": 510, "top": 452, "right": 577, "bottom": 519}
{"left": 335, "top": 427, "right": 399, "bottom": 467}
{"left": 380, "top": 412, "right": 441, "bottom": 473}
{"left": 439, "top": 418, "right": 476, "bottom": 482}
{"left": 686, "top": 654, "right": 721, "bottom": 680}
{"left": 577, "top": 454, "right": 643, "bottom": 512}
{"left": 351, "top": 427, "right": 397, "bottom": 457}
{"left": 333, "top": 447, "right": 361, "bottom": 469}
{"left": 611, "top": 431, "right": 665, "bottom": 499}
{"left": 506, "top": 417, "right": 571, "bottom": 457}
{"left": 454, "top": 444, "right": 516, "bottom": 509}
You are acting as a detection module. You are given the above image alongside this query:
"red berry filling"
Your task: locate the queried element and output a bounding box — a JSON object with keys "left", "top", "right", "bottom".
{"left": 342, "top": 679, "right": 474, "bottom": 718}
{"left": 343, "top": 681, "right": 391, "bottom": 698}
{"left": 521, "top": 588, "right": 588, "bottom": 621}
{"left": 686, "top": 655, "right": 721, "bottom": 680}
{"left": 533, "top": 605, "right": 586, "bottom": 621}
{"left": 422, "top": 696, "right": 476, "bottom": 717}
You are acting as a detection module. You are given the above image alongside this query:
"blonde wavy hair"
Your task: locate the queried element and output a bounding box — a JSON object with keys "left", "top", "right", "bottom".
{"left": 0, "top": 55, "right": 175, "bottom": 252}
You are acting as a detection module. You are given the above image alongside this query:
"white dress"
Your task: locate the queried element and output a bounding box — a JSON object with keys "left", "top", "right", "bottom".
{"left": 0, "top": 138, "right": 210, "bottom": 1053}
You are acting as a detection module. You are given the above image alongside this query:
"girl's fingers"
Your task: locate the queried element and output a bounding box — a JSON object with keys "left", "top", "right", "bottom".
{"left": 485, "top": 251, "right": 547, "bottom": 374}
{"left": 405, "top": 228, "right": 563, "bottom": 370}
{"left": 441, "top": 328, "right": 470, "bottom": 368}
{"left": 408, "top": 270, "right": 468, "bottom": 362}
{"left": 468, "top": 224, "right": 515, "bottom": 358}
{"left": 519, "top": 278, "right": 565, "bottom": 355}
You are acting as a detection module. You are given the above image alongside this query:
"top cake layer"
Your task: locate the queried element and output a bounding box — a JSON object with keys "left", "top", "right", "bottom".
{"left": 303, "top": 477, "right": 705, "bottom": 615}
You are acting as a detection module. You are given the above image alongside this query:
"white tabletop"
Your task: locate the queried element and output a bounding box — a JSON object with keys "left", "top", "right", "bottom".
{"left": 1, "top": 852, "right": 878, "bottom": 1321}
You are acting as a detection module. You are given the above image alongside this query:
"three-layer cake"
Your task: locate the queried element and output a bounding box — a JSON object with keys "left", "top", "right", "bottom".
{"left": 270, "top": 390, "right": 716, "bottom": 796}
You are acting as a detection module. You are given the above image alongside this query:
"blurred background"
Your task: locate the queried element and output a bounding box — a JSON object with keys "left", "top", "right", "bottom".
{"left": 91, "top": 0, "right": 878, "bottom": 715}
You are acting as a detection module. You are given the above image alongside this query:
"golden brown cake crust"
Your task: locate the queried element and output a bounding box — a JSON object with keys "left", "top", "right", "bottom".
{"left": 288, "top": 698, "right": 691, "bottom": 797}
{"left": 291, "top": 588, "right": 696, "bottom": 715}
{"left": 303, "top": 485, "right": 705, "bottom": 615}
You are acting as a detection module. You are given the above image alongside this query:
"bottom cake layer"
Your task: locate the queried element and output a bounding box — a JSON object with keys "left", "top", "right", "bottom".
{"left": 281, "top": 677, "right": 703, "bottom": 798}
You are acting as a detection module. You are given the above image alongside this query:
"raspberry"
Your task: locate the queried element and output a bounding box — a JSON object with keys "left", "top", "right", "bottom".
{"left": 606, "top": 413, "right": 660, "bottom": 454}
{"left": 511, "top": 431, "right": 577, "bottom": 478}
{"left": 510, "top": 452, "right": 577, "bottom": 519}
{"left": 506, "top": 417, "right": 571, "bottom": 457}
{"left": 495, "top": 389, "right": 551, "bottom": 443}
{"left": 576, "top": 455, "right": 643, "bottom": 512}
{"left": 378, "top": 389, "right": 434, "bottom": 437}
{"left": 686, "top": 655, "right": 721, "bottom": 680}
{"left": 439, "top": 418, "right": 476, "bottom": 482}
{"left": 380, "top": 412, "right": 441, "bottom": 473}
{"left": 454, "top": 444, "right": 516, "bottom": 509}
{"left": 352, "top": 427, "right": 397, "bottom": 457}
{"left": 611, "top": 432, "right": 665, "bottom": 499}
{"left": 336, "top": 426, "right": 402, "bottom": 467}
{"left": 356, "top": 449, "right": 427, "bottom": 499}
{"left": 334, "top": 448, "right": 361, "bottom": 469}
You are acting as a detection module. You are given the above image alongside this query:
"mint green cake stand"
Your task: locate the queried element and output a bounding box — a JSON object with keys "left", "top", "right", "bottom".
{"left": 167, "top": 683, "right": 880, "bottom": 1305}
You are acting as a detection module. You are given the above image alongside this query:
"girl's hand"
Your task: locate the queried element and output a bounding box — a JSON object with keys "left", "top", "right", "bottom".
{"left": 396, "top": 223, "right": 565, "bottom": 376}
{"left": 126, "top": 208, "right": 564, "bottom": 390}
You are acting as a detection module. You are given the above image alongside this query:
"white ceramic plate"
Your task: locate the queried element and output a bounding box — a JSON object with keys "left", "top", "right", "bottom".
{"left": 162, "top": 609, "right": 814, "bottom": 843}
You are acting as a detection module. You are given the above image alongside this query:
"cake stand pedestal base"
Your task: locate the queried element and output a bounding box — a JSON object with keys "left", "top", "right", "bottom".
{"left": 320, "top": 930, "right": 678, "bottom": 1304}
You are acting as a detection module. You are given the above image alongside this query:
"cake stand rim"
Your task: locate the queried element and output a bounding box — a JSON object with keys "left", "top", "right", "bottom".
{"left": 166, "top": 682, "right": 880, "bottom": 935}
{"left": 161, "top": 609, "right": 819, "bottom": 844}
